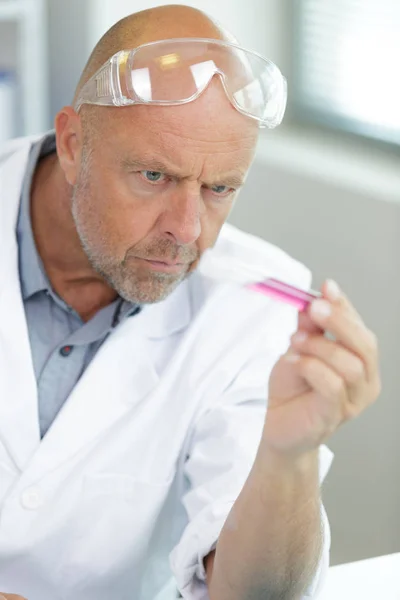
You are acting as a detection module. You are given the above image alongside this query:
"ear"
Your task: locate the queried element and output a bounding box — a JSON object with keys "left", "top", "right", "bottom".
{"left": 54, "top": 106, "right": 83, "bottom": 186}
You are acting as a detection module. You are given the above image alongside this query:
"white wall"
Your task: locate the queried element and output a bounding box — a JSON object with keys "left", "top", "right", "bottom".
{"left": 86, "top": 0, "right": 285, "bottom": 61}
{"left": 47, "top": 0, "right": 90, "bottom": 121}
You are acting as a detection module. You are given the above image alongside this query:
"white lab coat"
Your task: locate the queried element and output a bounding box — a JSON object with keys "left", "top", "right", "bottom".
{"left": 0, "top": 135, "right": 334, "bottom": 600}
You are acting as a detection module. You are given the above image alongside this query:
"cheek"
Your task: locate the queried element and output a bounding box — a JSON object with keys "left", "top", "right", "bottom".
{"left": 78, "top": 170, "right": 158, "bottom": 247}
{"left": 188, "top": 213, "right": 225, "bottom": 276}
{"left": 196, "top": 204, "right": 230, "bottom": 254}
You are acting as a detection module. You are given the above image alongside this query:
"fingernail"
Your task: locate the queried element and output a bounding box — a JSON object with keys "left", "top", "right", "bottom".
{"left": 292, "top": 331, "right": 308, "bottom": 345}
{"left": 311, "top": 299, "right": 332, "bottom": 319}
{"left": 326, "top": 279, "right": 341, "bottom": 301}
{"left": 285, "top": 352, "right": 301, "bottom": 363}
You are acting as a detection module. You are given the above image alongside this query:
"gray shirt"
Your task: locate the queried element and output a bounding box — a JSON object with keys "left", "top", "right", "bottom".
{"left": 17, "top": 133, "right": 141, "bottom": 439}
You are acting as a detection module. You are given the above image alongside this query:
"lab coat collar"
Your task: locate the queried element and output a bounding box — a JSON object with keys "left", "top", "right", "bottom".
{"left": 139, "top": 275, "right": 193, "bottom": 339}
{"left": 0, "top": 139, "right": 42, "bottom": 472}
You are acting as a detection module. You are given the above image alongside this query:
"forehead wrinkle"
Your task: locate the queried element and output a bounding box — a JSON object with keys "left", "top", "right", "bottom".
{"left": 157, "top": 129, "right": 254, "bottom": 185}
{"left": 157, "top": 129, "right": 256, "bottom": 162}
{"left": 154, "top": 113, "right": 257, "bottom": 145}
{"left": 161, "top": 138, "right": 248, "bottom": 172}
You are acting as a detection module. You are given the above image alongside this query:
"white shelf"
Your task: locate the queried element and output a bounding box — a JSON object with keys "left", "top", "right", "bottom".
{"left": 0, "top": 1, "right": 25, "bottom": 21}
{"left": 0, "top": 0, "right": 49, "bottom": 136}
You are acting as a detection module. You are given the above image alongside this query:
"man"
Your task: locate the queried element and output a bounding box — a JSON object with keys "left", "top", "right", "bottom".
{"left": 0, "top": 4, "right": 380, "bottom": 600}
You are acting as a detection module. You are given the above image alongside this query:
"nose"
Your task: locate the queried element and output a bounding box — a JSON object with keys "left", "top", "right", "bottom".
{"left": 161, "top": 186, "right": 202, "bottom": 246}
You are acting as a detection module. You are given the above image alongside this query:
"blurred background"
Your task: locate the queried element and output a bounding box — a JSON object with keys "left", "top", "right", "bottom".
{"left": 1, "top": 0, "right": 399, "bottom": 568}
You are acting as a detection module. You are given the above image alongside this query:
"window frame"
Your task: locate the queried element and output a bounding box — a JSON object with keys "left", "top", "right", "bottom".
{"left": 288, "top": 0, "right": 400, "bottom": 151}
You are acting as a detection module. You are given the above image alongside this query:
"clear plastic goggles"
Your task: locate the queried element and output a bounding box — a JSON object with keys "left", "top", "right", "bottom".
{"left": 75, "top": 38, "right": 287, "bottom": 129}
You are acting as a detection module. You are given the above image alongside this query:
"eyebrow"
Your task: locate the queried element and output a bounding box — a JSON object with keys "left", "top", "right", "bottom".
{"left": 121, "top": 158, "right": 245, "bottom": 189}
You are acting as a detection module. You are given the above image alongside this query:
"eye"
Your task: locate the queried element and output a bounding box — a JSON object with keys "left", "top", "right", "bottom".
{"left": 209, "top": 184, "right": 234, "bottom": 197}
{"left": 140, "top": 171, "right": 167, "bottom": 183}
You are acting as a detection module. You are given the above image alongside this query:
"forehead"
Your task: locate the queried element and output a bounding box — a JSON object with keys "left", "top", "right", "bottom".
{"left": 97, "top": 78, "right": 259, "bottom": 173}
{"left": 111, "top": 114, "right": 257, "bottom": 186}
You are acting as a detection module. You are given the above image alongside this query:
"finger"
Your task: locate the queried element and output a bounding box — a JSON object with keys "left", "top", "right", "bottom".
{"left": 294, "top": 355, "right": 365, "bottom": 422}
{"left": 298, "top": 310, "right": 324, "bottom": 336}
{"left": 290, "top": 331, "right": 366, "bottom": 388}
{"left": 293, "top": 354, "right": 349, "bottom": 408}
{"left": 308, "top": 300, "right": 379, "bottom": 382}
{"left": 313, "top": 280, "right": 380, "bottom": 391}
{"left": 289, "top": 354, "right": 364, "bottom": 422}
{"left": 297, "top": 279, "right": 345, "bottom": 335}
{"left": 322, "top": 279, "right": 364, "bottom": 322}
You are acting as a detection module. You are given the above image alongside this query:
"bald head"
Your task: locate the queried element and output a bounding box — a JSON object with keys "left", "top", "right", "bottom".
{"left": 74, "top": 4, "right": 236, "bottom": 104}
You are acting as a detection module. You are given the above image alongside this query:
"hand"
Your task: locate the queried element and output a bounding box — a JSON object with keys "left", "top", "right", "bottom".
{"left": 0, "top": 595, "right": 27, "bottom": 599}
{"left": 264, "top": 280, "right": 381, "bottom": 459}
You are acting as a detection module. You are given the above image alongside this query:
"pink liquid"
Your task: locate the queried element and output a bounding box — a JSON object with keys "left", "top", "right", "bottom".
{"left": 247, "top": 279, "right": 320, "bottom": 312}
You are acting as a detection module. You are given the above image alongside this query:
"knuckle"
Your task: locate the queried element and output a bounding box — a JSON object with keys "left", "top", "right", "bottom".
{"left": 347, "top": 358, "right": 365, "bottom": 384}
{"left": 299, "top": 355, "right": 316, "bottom": 377}
{"left": 343, "top": 402, "right": 360, "bottom": 421}
{"left": 330, "top": 375, "right": 346, "bottom": 398}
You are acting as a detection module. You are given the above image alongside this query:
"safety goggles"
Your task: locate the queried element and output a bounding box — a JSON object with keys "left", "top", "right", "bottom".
{"left": 75, "top": 38, "right": 287, "bottom": 129}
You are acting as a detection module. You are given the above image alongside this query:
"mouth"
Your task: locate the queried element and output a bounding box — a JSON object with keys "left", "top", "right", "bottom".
{"left": 136, "top": 258, "right": 187, "bottom": 274}
{"left": 147, "top": 259, "right": 182, "bottom": 267}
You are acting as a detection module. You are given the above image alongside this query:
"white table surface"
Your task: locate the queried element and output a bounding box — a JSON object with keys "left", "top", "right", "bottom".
{"left": 156, "top": 553, "right": 400, "bottom": 599}
{"left": 317, "top": 552, "right": 400, "bottom": 600}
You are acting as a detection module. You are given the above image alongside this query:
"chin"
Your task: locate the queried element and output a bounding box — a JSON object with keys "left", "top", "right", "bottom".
{"left": 119, "top": 276, "right": 184, "bottom": 305}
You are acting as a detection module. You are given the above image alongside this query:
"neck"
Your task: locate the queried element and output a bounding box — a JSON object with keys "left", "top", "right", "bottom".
{"left": 30, "top": 153, "right": 118, "bottom": 320}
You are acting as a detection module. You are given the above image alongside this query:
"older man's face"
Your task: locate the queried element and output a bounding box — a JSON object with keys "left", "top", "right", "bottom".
{"left": 72, "top": 79, "right": 259, "bottom": 304}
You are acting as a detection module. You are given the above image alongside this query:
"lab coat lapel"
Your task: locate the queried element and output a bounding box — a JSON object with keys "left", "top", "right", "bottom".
{"left": 23, "top": 277, "right": 193, "bottom": 481}
{"left": 0, "top": 141, "right": 41, "bottom": 471}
